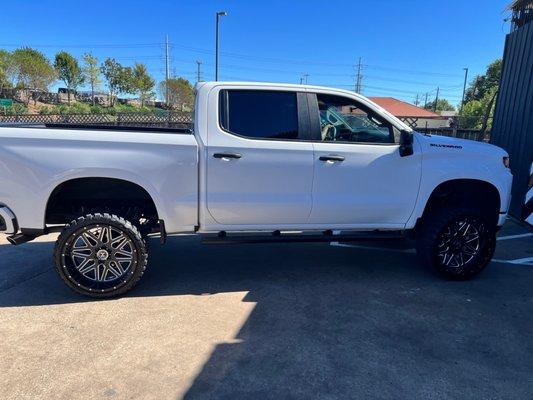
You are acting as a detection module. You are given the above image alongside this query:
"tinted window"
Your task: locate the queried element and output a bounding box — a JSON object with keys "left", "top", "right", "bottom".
{"left": 315, "top": 93, "right": 395, "bottom": 144}
{"left": 220, "top": 90, "right": 298, "bottom": 139}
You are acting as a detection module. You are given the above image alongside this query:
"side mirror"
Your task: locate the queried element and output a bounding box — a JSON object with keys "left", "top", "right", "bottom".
{"left": 399, "top": 130, "right": 414, "bottom": 157}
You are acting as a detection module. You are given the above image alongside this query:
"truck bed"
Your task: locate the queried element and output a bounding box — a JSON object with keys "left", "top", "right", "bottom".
{"left": 0, "top": 125, "right": 199, "bottom": 234}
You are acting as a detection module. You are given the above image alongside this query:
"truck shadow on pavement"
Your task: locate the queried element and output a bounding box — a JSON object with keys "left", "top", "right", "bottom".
{"left": 1, "top": 236, "right": 532, "bottom": 398}
{"left": 0, "top": 236, "right": 434, "bottom": 308}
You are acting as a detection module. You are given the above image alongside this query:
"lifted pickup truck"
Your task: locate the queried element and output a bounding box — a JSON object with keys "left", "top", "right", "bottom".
{"left": 0, "top": 82, "right": 513, "bottom": 297}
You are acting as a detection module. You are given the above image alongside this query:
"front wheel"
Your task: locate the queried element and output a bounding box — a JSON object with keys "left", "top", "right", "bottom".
{"left": 416, "top": 208, "right": 496, "bottom": 280}
{"left": 54, "top": 213, "right": 148, "bottom": 298}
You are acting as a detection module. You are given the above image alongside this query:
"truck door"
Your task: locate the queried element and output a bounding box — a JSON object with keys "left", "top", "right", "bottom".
{"left": 307, "top": 92, "right": 422, "bottom": 227}
{"left": 205, "top": 88, "right": 314, "bottom": 227}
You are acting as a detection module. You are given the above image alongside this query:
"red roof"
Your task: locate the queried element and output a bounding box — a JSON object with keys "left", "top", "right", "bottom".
{"left": 368, "top": 97, "right": 441, "bottom": 118}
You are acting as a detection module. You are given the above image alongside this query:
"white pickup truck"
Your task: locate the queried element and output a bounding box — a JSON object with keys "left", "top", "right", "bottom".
{"left": 0, "top": 82, "right": 513, "bottom": 297}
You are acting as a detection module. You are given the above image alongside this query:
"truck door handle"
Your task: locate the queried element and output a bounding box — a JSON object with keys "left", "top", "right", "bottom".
{"left": 319, "top": 155, "right": 345, "bottom": 162}
{"left": 213, "top": 152, "right": 242, "bottom": 159}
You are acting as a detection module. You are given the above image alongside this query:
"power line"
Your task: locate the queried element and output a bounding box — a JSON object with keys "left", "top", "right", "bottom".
{"left": 0, "top": 42, "right": 164, "bottom": 48}
{"left": 167, "top": 42, "right": 467, "bottom": 78}
{"left": 364, "top": 64, "right": 463, "bottom": 78}
{"left": 1, "top": 40, "right": 471, "bottom": 80}
{"left": 168, "top": 57, "right": 464, "bottom": 92}
{"left": 364, "top": 74, "right": 462, "bottom": 88}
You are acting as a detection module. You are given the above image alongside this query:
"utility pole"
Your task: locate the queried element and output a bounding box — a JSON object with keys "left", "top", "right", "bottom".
{"left": 215, "top": 11, "right": 227, "bottom": 81}
{"left": 355, "top": 57, "right": 363, "bottom": 93}
{"left": 303, "top": 74, "right": 309, "bottom": 84}
{"left": 196, "top": 60, "right": 203, "bottom": 83}
{"left": 424, "top": 92, "right": 429, "bottom": 108}
{"left": 433, "top": 87, "right": 440, "bottom": 112}
{"left": 414, "top": 93, "right": 419, "bottom": 106}
{"left": 165, "top": 34, "right": 170, "bottom": 107}
{"left": 460, "top": 67, "right": 469, "bottom": 114}
{"left": 299, "top": 76, "right": 304, "bottom": 84}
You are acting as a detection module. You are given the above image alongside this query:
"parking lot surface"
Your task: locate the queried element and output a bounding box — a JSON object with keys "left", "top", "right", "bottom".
{"left": 1, "top": 219, "right": 532, "bottom": 400}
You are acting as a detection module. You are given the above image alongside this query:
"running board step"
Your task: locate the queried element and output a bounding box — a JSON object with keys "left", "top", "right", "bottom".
{"left": 201, "top": 230, "right": 404, "bottom": 245}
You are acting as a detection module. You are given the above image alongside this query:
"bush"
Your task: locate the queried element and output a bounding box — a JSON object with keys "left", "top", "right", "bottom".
{"left": 3, "top": 103, "right": 28, "bottom": 115}
{"left": 39, "top": 106, "right": 51, "bottom": 115}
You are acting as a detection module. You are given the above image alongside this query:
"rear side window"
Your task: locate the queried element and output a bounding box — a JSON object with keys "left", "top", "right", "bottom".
{"left": 219, "top": 90, "right": 298, "bottom": 140}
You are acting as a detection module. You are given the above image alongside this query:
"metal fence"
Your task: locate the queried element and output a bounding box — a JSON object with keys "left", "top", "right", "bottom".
{"left": 415, "top": 127, "right": 486, "bottom": 141}
{"left": 491, "top": 16, "right": 533, "bottom": 218}
{"left": 0, "top": 112, "right": 194, "bottom": 129}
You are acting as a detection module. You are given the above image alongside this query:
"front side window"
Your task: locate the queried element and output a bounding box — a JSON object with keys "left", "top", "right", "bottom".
{"left": 316, "top": 93, "right": 395, "bottom": 144}
{"left": 220, "top": 90, "right": 298, "bottom": 140}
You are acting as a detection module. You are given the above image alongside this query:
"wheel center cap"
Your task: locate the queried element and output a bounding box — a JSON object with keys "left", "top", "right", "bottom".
{"left": 96, "top": 249, "right": 109, "bottom": 261}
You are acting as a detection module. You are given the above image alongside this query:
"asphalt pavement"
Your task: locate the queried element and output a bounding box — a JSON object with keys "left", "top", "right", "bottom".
{"left": 0, "top": 219, "right": 532, "bottom": 400}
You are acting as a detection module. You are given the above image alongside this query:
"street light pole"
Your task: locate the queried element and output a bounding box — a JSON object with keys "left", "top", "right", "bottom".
{"left": 460, "top": 67, "right": 469, "bottom": 114}
{"left": 196, "top": 60, "right": 202, "bottom": 83}
{"left": 215, "top": 11, "right": 227, "bottom": 81}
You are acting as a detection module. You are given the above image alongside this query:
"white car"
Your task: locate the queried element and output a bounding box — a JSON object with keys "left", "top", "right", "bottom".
{"left": 0, "top": 82, "right": 513, "bottom": 297}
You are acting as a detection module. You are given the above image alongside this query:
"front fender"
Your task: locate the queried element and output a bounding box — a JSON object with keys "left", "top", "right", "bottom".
{"left": 406, "top": 135, "right": 513, "bottom": 228}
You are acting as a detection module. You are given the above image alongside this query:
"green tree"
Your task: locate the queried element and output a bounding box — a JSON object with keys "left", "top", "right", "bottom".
{"left": 461, "top": 86, "right": 498, "bottom": 138}
{"left": 0, "top": 50, "right": 16, "bottom": 91}
{"left": 423, "top": 98, "right": 456, "bottom": 113}
{"left": 159, "top": 77, "right": 194, "bottom": 110}
{"left": 100, "top": 58, "right": 128, "bottom": 106}
{"left": 11, "top": 47, "right": 56, "bottom": 105}
{"left": 464, "top": 59, "right": 502, "bottom": 103}
{"left": 117, "top": 65, "right": 135, "bottom": 96}
{"left": 460, "top": 59, "right": 502, "bottom": 139}
{"left": 54, "top": 51, "right": 84, "bottom": 103}
{"left": 131, "top": 63, "right": 155, "bottom": 107}
{"left": 82, "top": 53, "right": 101, "bottom": 105}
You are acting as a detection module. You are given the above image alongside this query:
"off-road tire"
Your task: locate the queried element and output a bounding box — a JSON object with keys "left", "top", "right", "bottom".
{"left": 54, "top": 213, "right": 148, "bottom": 298}
{"left": 416, "top": 208, "right": 496, "bottom": 280}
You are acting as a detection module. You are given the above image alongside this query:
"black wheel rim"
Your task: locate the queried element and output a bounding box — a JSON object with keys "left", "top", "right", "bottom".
{"left": 61, "top": 224, "right": 138, "bottom": 293}
{"left": 435, "top": 216, "right": 484, "bottom": 268}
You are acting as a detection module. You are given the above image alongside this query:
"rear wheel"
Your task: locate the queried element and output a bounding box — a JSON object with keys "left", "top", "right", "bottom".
{"left": 54, "top": 213, "right": 148, "bottom": 298}
{"left": 416, "top": 208, "right": 496, "bottom": 280}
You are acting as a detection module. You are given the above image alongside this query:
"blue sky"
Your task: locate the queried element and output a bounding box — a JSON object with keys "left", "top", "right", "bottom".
{"left": 0, "top": 0, "right": 512, "bottom": 105}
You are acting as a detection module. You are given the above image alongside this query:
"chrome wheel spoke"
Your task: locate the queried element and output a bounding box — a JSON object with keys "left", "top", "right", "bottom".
{"left": 72, "top": 248, "right": 91, "bottom": 257}
{"left": 111, "top": 234, "right": 127, "bottom": 248}
{"left": 464, "top": 235, "right": 479, "bottom": 244}
{"left": 69, "top": 224, "right": 135, "bottom": 283}
{"left": 436, "top": 217, "right": 482, "bottom": 268}
{"left": 443, "top": 253, "right": 453, "bottom": 266}
{"left": 77, "top": 258, "right": 96, "bottom": 274}
{"left": 83, "top": 231, "right": 100, "bottom": 247}
{"left": 115, "top": 249, "right": 132, "bottom": 259}
{"left": 463, "top": 244, "right": 478, "bottom": 256}
{"left": 98, "top": 226, "right": 111, "bottom": 244}
{"left": 95, "top": 264, "right": 104, "bottom": 281}
{"left": 107, "top": 261, "right": 124, "bottom": 277}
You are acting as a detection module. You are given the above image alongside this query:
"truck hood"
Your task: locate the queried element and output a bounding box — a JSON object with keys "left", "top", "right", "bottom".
{"left": 414, "top": 131, "right": 508, "bottom": 158}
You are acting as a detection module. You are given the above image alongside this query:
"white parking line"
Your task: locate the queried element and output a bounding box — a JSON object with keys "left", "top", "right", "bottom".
{"left": 497, "top": 233, "right": 533, "bottom": 241}
{"left": 330, "top": 242, "right": 415, "bottom": 253}
{"left": 330, "top": 242, "right": 533, "bottom": 266}
{"left": 493, "top": 256, "right": 533, "bottom": 265}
